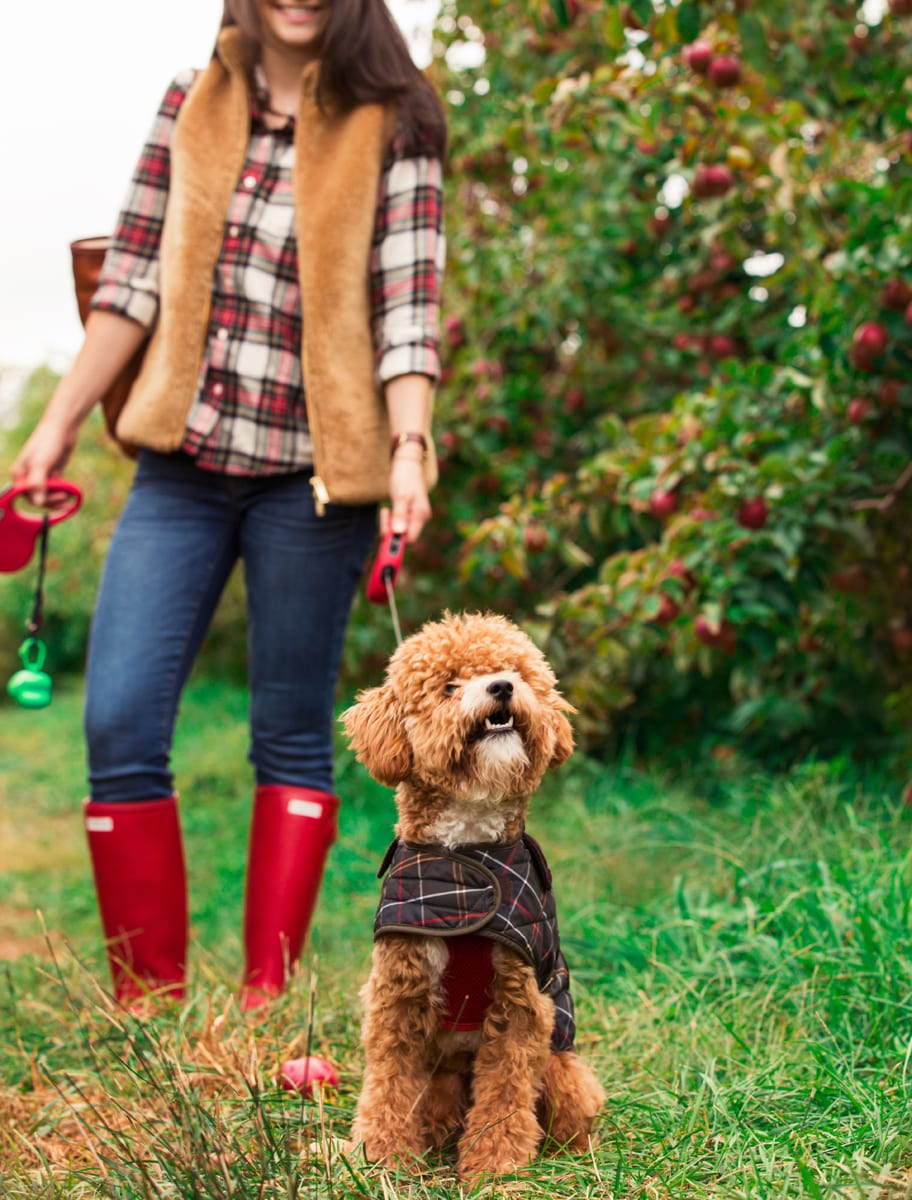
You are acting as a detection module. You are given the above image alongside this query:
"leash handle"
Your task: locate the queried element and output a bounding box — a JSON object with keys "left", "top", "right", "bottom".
{"left": 366, "top": 528, "right": 406, "bottom": 647}
{"left": 366, "top": 529, "right": 405, "bottom": 603}
{"left": 0, "top": 479, "right": 83, "bottom": 573}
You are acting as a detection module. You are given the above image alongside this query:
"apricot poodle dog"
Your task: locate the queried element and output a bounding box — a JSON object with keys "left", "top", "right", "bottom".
{"left": 342, "top": 611, "right": 604, "bottom": 1180}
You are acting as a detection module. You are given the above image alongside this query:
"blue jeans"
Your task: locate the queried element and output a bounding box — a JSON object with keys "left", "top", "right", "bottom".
{"left": 84, "top": 450, "right": 377, "bottom": 802}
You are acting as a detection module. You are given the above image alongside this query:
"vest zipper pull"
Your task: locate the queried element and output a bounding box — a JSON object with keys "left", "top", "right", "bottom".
{"left": 310, "top": 475, "right": 330, "bottom": 516}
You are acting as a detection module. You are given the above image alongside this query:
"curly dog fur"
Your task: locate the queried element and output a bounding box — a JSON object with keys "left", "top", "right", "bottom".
{"left": 342, "top": 612, "right": 604, "bottom": 1180}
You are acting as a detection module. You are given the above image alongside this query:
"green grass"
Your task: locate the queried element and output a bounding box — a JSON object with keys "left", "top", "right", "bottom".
{"left": 2, "top": 677, "right": 912, "bottom": 1197}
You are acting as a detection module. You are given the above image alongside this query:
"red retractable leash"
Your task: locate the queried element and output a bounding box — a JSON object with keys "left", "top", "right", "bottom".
{"left": 365, "top": 527, "right": 407, "bottom": 646}
{"left": 0, "top": 479, "right": 83, "bottom": 708}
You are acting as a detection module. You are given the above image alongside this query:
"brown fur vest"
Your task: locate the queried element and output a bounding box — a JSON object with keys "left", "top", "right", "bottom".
{"left": 114, "top": 27, "right": 437, "bottom": 505}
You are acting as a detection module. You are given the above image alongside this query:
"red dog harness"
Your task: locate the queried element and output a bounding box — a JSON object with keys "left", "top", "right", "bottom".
{"left": 440, "top": 934, "right": 494, "bottom": 1031}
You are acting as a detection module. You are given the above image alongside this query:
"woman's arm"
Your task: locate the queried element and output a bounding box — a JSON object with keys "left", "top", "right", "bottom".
{"left": 11, "top": 73, "right": 192, "bottom": 504}
{"left": 371, "top": 151, "right": 446, "bottom": 543}
{"left": 10, "top": 312, "right": 148, "bottom": 503}
{"left": 384, "top": 372, "right": 433, "bottom": 542}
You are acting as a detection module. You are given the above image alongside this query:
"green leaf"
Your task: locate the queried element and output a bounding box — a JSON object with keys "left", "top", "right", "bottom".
{"left": 629, "top": 0, "right": 653, "bottom": 24}
{"left": 675, "top": 1, "right": 701, "bottom": 43}
{"left": 532, "top": 77, "right": 558, "bottom": 106}
{"left": 552, "top": 0, "right": 570, "bottom": 28}
{"left": 737, "top": 13, "right": 769, "bottom": 70}
{"left": 602, "top": 5, "right": 626, "bottom": 51}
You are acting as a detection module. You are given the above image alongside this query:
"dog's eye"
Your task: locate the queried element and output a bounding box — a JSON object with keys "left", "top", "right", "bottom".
{"left": 443, "top": 682, "right": 458, "bottom": 697}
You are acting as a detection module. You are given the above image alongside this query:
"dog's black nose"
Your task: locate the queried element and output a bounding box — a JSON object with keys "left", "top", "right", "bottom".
{"left": 486, "top": 679, "right": 514, "bottom": 701}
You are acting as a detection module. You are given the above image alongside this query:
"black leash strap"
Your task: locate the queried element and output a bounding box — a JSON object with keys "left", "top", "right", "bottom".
{"left": 26, "top": 516, "right": 50, "bottom": 636}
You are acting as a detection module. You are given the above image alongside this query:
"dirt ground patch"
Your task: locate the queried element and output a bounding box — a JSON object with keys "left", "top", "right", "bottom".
{"left": 0, "top": 812, "right": 85, "bottom": 876}
{"left": 0, "top": 1087, "right": 100, "bottom": 1172}
{"left": 0, "top": 906, "right": 55, "bottom": 961}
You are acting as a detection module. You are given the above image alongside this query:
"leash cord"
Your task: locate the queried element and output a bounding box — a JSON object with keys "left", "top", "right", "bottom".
{"left": 26, "top": 517, "right": 49, "bottom": 636}
{"left": 384, "top": 573, "right": 403, "bottom": 647}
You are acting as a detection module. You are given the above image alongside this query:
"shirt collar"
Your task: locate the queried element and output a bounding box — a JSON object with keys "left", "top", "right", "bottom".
{"left": 252, "top": 63, "right": 295, "bottom": 134}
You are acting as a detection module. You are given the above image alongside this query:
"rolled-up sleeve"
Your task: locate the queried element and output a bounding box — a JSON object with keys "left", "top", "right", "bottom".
{"left": 90, "top": 71, "right": 194, "bottom": 330}
{"left": 370, "top": 152, "right": 445, "bottom": 384}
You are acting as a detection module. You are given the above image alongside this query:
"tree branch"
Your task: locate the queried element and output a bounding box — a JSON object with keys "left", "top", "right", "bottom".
{"left": 851, "top": 462, "right": 912, "bottom": 513}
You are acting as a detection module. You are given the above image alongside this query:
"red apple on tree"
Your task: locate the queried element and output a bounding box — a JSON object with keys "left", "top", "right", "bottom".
{"left": 444, "top": 314, "right": 466, "bottom": 349}
{"left": 851, "top": 320, "right": 889, "bottom": 369}
{"left": 667, "top": 559, "right": 696, "bottom": 591}
{"left": 484, "top": 412, "right": 510, "bottom": 434}
{"left": 847, "top": 397, "right": 873, "bottom": 424}
{"left": 709, "top": 55, "right": 743, "bottom": 87}
{"left": 649, "top": 489, "right": 678, "bottom": 519}
{"left": 523, "top": 523, "right": 549, "bottom": 553}
{"left": 472, "top": 472, "right": 501, "bottom": 495}
{"left": 563, "top": 386, "right": 585, "bottom": 413}
{"left": 737, "top": 497, "right": 768, "bottom": 530}
{"left": 708, "top": 333, "right": 738, "bottom": 359}
{"left": 692, "top": 164, "right": 734, "bottom": 198}
{"left": 880, "top": 278, "right": 912, "bottom": 311}
{"left": 891, "top": 625, "right": 912, "bottom": 653}
{"left": 878, "top": 379, "right": 901, "bottom": 409}
{"left": 654, "top": 594, "right": 681, "bottom": 625}
{"left": 684, "top": 40, "right": 713, "bottom": 74}
{"left": 695, "top": 614, "right": 736, "bottom": 651}
{"left": 827, "top": 566, "right": 870, "bottom": 594}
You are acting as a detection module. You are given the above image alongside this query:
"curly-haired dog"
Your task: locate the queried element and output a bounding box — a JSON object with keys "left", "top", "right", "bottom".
{"left": 342, "top": 612, "right": 604, "bottom": 1180}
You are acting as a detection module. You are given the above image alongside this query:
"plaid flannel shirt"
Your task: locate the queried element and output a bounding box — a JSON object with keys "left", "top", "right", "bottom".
{"left": 92, "top": 69, "right": 445, "bottom": 475}
{"left": 374, "top": 834, "right": 576, "bottom": 1052}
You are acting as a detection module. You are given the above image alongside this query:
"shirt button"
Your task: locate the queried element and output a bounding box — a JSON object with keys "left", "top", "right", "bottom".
{"left": 243, "top": 174, "right": 258, "bottom": 189}
{"left": 212, "top": 383, "right": 224, "bottom": 397}
{"left": 228, "top": 225, "right": 241, "bottom": 237}
{"left": 216, "top": 328, "right": 229, "bottom": 341}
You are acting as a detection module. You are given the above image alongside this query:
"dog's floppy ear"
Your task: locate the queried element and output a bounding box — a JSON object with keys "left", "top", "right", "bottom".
{"left": 340, "top": 684, "right": 412, "bottom": 785}
{"left": 548, "top": 696, "right": 576, "bottom": 769}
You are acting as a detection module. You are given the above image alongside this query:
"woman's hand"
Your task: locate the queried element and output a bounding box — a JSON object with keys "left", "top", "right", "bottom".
{"left": 384, "top": 452, "right": 431, "bottom": 543}
{"left": 10, "top": 410, "right": 80, "bottom": 506}
{"left": 383, "top": 373, "right": 434, "bottom": 543}
{"left": 10, "top": 310, "right": 148, "bottom": 505}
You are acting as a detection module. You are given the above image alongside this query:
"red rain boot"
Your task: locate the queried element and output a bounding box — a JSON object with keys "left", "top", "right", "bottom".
{"left": 240, "top": 784, "right": 339, "bottom": 1011}
{"left": 84, "top": 795, "right": 188, "bottom": 1005}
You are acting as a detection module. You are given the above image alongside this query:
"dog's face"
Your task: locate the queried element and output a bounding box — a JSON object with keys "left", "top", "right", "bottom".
{"left": 342, "top": 613, "right": 574, "bottom": 840}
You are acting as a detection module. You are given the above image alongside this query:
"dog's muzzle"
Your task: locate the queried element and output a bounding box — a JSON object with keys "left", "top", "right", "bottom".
{"left": 475, "top": 679, "right": 517, "bottom": 740}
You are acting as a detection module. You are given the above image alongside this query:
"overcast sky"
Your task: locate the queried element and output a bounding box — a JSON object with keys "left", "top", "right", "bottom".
{"left": 0, "top": 0, "right": 438, "bottom": 371}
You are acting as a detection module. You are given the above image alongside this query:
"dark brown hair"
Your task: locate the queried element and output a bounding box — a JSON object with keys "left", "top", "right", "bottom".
{"left": 220, "top": 0, "right": 446, "bottom": 157}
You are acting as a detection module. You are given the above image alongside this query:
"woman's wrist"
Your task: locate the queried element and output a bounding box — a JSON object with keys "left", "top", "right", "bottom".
{"left": 389, "top": 431, "right": 428, "bottom": 460}
{"left": 390, "top": 451, "right": 425, "bottom": 470}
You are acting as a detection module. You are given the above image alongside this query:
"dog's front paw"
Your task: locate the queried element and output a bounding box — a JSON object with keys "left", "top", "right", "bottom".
{"left": 351, "top": 1123, "right": 428, "bottom": 1175}
{"left": 457, "top": 1114, "right": 540, "bottom": 1181}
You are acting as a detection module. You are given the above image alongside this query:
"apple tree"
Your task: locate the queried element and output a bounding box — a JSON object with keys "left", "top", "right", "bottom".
{"left": 405, "top": 0, "right": 912, "bottom": 758}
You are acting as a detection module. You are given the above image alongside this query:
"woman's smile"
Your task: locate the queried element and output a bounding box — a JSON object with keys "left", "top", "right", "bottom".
{"left": 260, "top": 0, "right": 331, "bottom": 55}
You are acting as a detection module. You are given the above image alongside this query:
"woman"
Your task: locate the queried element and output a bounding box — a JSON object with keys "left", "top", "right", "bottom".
{"left": 11, "top": 0, "right": 446, "bottom": 1009}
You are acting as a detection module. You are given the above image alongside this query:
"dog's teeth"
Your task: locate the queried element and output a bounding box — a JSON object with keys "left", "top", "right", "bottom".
{"left": 484, "top": 715, "right": 514, "bottom": 730}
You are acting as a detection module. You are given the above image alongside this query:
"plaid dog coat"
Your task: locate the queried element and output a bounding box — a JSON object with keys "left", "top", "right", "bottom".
{"left": 373, "top": 833, "right": 576, "bottom": 1051}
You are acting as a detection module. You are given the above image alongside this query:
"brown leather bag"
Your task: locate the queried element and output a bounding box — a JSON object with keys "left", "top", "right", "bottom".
{"left": 70, "top": 236, "right": 145, "bottom": 449}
